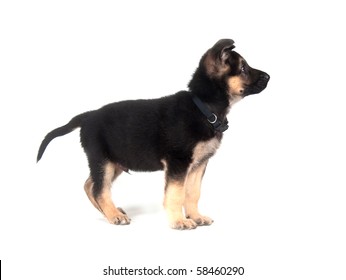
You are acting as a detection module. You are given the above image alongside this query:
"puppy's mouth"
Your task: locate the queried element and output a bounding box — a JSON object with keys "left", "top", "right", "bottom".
{"left": 243, "top": 73, "right": 270, "bottom": 96}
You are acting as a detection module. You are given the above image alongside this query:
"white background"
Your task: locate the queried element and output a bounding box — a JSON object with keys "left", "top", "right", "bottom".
{"left": 1, "top": 1, "right": 345, "bottom": 279}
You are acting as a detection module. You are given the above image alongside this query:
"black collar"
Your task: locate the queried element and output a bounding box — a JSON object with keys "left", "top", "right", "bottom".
{"left": 192, "top": 95, "right": 229, "bottom": 133}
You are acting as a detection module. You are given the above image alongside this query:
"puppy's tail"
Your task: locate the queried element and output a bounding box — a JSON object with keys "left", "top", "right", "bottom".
{"left": 36, "top": 112, "right": 91, "bottom": 162}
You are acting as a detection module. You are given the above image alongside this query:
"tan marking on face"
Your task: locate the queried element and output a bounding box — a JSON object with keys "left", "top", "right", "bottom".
{"left": 89, "top": 162, "right": 130, "bottom": 225}
{"left": 228, "top": 76, "right": 244, "bottom": 95}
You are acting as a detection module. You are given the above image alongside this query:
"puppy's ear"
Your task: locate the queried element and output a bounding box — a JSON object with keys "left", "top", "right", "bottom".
{"left": 204, "top": 39, "right": 235, "bottom": 77}
{"left": 211, "top": 39, "right": 235, "bottom": 64}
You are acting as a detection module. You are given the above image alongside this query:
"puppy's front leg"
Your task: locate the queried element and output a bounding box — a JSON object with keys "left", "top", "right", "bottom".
{"left": 164, "top": 178, "right": 197, "bottom": 230}
{"left": 184, "top": 162, "right": 213, "bottom": 226}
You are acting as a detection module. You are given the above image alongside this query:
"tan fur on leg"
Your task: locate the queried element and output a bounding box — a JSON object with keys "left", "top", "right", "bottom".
{"left": 84, "top": 176, "right": 102, "bottom": 212}
{"left": 164, "top": 180, "right": 197, "bottom": 230}
{"left": 184, "top": 162, "right": 213, "bottom": 226}
{"left": 92, "top": 162, "right": 130, "bottom": 225}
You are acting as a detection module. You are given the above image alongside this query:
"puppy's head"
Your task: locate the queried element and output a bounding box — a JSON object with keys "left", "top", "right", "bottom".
{"left": 190, "top": 39, "right": 270, "bottom": 103}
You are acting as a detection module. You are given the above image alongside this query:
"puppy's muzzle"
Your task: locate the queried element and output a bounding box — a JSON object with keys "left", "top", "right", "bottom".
{"left": 256, "top": 72, "right": 270, "bottom": 91}
{"left": 245, "top": 72, "right": 270, "bottom": 96}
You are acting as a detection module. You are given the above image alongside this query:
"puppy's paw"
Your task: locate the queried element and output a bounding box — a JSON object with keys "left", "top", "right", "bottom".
{"left": 186, "top": 214, "right": 213, "bottom": 226}
{"left": 117, "top": 207, "right": 127, "bottom": 215}
{"left": 170, "top": 218, "right": 197, "bottom": 230}
{"left": 107, "top": 211, "right": 131, "bottom": 225}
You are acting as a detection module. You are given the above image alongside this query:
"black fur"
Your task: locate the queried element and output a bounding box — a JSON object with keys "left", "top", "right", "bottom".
{"left": 37, "top": 39, "right": 270, "bottom": 225}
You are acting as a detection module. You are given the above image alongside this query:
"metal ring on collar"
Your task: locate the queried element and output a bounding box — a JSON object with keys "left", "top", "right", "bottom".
{"left": 207, "top": 113, "right": 217, "bottom": 124}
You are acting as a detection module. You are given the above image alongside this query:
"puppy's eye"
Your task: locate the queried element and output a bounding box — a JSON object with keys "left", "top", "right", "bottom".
{"left": 241, "top": 65, "right": 246, "bottom": 73}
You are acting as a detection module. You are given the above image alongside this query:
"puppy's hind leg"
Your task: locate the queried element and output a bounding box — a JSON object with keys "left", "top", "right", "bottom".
{"left": 84, "top": 176, "right": 102, "bottom": 212}
{"left": 87, "top": 160, "right": 130, "bottom": 225}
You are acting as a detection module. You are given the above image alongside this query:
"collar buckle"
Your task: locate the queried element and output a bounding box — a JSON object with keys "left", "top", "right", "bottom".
{"left": 192, "top": 95, "right": 229, "bottom": 133}
{"left": 207, "top": 113, "right": 218, "bottom": 124}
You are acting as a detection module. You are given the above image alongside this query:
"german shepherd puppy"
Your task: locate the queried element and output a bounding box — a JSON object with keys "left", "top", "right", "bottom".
{"left": 37, "top": 39, "right": 270, "bottom": 229}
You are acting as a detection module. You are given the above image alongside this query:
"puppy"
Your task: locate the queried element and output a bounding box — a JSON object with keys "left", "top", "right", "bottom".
{"left": 37, "top": 39, "right": 270, "bottom": 229}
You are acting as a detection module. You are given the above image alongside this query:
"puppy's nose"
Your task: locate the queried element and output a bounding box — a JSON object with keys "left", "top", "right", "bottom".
{"left": 260, "top": 73, "right": 270, "bottom": 81}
